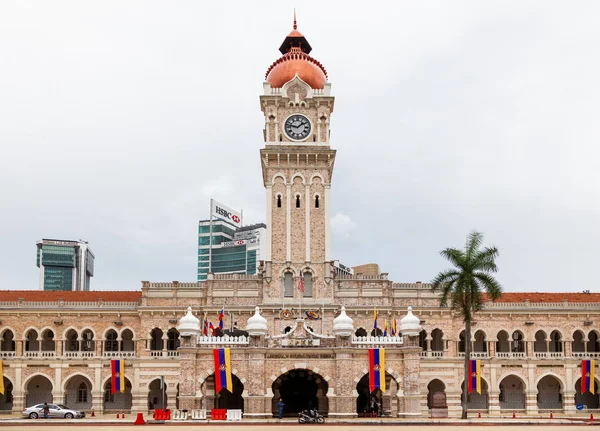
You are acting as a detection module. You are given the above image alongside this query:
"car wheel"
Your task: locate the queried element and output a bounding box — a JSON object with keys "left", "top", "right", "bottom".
{"left": 65, "top": 413, "right": 74, "bottom": 419}
{"left": 317, "top": 416, "right": 324, "bottom": 424}
{"left": 29, "top": 412, "right": 38, "bottom": 419}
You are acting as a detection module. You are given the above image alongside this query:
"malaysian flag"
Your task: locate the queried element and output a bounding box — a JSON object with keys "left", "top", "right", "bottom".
{"left": 298, "top": 271, "right": 305, "bottom": 293}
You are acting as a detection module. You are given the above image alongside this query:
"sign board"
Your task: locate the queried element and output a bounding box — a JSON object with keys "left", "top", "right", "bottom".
{"left": 432, "top": 392, "right": 447, "bottom": 408}
{"left": 280, "top": 339, "right": 320, "bottom": 347}
{"left": 233, "top": 230, "right": 259, "bottom": 241}
{"left": 222, "top": 238, "right": 259, "bottom": 247}
{"left": 211, "top": 200, "right": 242, "bottom": 228}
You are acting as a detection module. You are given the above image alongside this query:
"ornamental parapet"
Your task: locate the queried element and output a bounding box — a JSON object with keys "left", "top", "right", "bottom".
{"left": 0, "top": 300, "right": 139, "bottom": 309}
{"left": 352, "top": 335, "right": 403, "bottom": 348}
{"left": 196, "top": 335, "right": 249, "bottom": 346}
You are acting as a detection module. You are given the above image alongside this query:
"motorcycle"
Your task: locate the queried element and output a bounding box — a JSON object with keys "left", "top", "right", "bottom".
{"left": 298, "top": 409, "right": 325, "bottom": 424}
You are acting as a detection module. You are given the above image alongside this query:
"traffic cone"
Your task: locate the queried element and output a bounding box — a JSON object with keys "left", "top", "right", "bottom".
{"left": 512, "top": 411, "right": 516, "bottom": 419}
{"left": 134, "top": 412, "right": 146, "bottom": 425}
{"left": 116, "top": 413, "right": 120, "bottom": 419}
{"left": 478, "top": 411, "right": 481, "bottom": 418}
{"left": 121, "top": 412, "right": 125, "bottom": 419}
{"left": 550, "top": 411, "right": 553, "bottom": 419}
{"left": 91, "top": 407, "right": 95, "bottom": 417}
{"left": 590, "top": 413, "right": 594, "bottom": 421}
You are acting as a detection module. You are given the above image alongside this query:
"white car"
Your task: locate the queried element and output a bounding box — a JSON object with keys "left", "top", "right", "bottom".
{"left": 22, "top": 403, "right": 85, "bottom": 419}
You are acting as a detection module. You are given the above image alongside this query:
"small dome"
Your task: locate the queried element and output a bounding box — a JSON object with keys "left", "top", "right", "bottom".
{"left": 333, "top": 306, "right": 354, "bottom": 337}
{"left": 399, "top": 306, "right": 421, "bottom": 336}
{"left": 246, "top": 306, "right": 268, "bottom": 336}
{"left": 177, "top": 306, "right": 201, "bottom": 337}
{"left": 266, "top": 49, "right": 327, "bottom": 89}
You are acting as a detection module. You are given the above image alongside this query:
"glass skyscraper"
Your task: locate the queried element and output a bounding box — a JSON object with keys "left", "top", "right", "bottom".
{"left": 36, "top": 239, "right": 95, "bottom": 291}
{"left": 197, "top": 221, "right": 266, "bottom": 281}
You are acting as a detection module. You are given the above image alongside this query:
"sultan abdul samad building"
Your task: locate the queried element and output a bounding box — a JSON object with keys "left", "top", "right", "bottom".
{"left": 1, "top": 17, "right": 600, "bottom": 419}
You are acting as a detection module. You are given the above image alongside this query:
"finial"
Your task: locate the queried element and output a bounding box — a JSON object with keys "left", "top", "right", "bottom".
{"left": 293, "top": 8, "right": 297, "bottom": 30}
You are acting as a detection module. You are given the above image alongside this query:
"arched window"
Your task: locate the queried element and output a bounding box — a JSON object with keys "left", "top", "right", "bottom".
{"left": 303, "top": 272, "right": 313, "bottom": 297}
{"left": 296, "top": 195, "right": 300, "bottom": 208}
{"left": 315, "top": 195, "right": 319, "bottom": 208}
{"left": 284, "top": 272, "right": 293, "bottom": 297}
{"left": 105, "top": 330, "right": 118, "bottom": 352}
{"left": 167, "top": 328, "right": 180, "bottom": 351}
{"left": 78, "top": 382, "right": 88, "bottom": 403}
{"left": 277, "top": 195, "right": 282, "bottom": 208}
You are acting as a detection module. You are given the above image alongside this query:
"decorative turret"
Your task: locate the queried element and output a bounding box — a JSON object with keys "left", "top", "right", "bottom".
{"left": 399, "top": 306, "right": 421, "bottom": 336}
{"left": 177, "top": 306, "right": 201, "bottom": 337}
{"left": 246, "top": 306, "right": 268, "bottom": 336}
{"left": 333, "top": 306, "right": 354, "bottom": 337}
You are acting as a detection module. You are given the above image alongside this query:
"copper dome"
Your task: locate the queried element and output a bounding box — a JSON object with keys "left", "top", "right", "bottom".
{"left": 265, "top": 14, "right": 327, "bottom": 90}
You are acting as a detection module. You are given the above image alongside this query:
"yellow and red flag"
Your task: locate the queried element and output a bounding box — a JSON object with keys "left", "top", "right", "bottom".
{"left": 368, "top": 348, "right": 386, "bottom": 393}
{"left": 110, "top": 359, "right": 125, "bottom": 394}
{"left": 213, "top": 348, "right": 233, "bottom": 393}
{"left": 582, "top": 360, "right": 595, "bottom": 394}
{"left": 468, "top": 360, "right": 481, "bottom": 394}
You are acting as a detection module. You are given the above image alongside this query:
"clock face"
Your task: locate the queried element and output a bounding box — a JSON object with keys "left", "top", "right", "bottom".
{"left": 284, "top": 114, "right": 311, "bottom": 141}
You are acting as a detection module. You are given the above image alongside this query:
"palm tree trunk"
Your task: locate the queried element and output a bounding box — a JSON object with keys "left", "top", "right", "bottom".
{"left": 462, "top": 318, "right": 472, "bottom": 419}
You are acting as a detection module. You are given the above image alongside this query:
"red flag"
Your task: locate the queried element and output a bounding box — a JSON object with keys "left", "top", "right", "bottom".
{"left": 298, "top": 272, "right": 305, "bottom": 293}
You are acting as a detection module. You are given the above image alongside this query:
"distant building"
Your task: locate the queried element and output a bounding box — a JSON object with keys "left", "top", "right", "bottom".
{"left": 36, "top": 239, "right": 94, "bottom": 291}
{"left": 352, "top": 263, "right": 380, "bottom": 277}
{"left": 197, "top": 220, "right": 266, "bottom": 281}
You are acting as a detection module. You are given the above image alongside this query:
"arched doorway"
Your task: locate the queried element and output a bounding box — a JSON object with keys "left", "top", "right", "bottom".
{"left": 575, "top": 378, "right": 599, "bottom": 409}
{"left": 461, "top": 379, "right": 489, "bottom": 410}
{"left": 64, "top": 375, "right": 93, "bottom": 410}
{"left": 202, "top": 373, "right": 244, "bottom": 411}
{"left": 148, "top": 378, "right": 167, "bottom": 410}
{"left": 25, "top": 375, "right": 53, "bottom": 406}
{"left": 272, "top": 369, "right": 327, "bottom": 417}
{"left": 537, "top": 375, "right": 562, "bottom": 410}
{"left": 103, "top": 378, "right": 132, "bottom": 412}
{"left": 356, "top": 372, "right": 398, "bottom": 417}
{"left": 427, "top": 379, "right": 446, "bottom": 409}
{"left": 499, "top": 375, "right": 525, "bottom": 410}
{"left": 0, "top": 377, "right": 13, "bottom": 411}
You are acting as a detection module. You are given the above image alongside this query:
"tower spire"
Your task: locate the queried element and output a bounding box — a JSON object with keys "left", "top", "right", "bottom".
{"left": 293, "top": 9, "right": 297, "bottom": 30}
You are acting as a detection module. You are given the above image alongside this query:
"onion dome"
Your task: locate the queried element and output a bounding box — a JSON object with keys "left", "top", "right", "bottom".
{"left": 265, "top": 13, "right": 327, "bottom": 89}
{"left": 333, "top": 306, "right": 354, "bottom": 337}
{"left": 246, "top": 306, "right": 268, "bottom": 336}
{"left": 399, "top": 306, "right": 421, "bottom": 336}
{"left": 177, "top": 306, "right": 201, "bottom": 337}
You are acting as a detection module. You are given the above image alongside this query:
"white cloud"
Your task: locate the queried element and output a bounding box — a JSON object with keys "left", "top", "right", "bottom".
{"left": 330, "top": 213, "right": 357, "bottom": 238}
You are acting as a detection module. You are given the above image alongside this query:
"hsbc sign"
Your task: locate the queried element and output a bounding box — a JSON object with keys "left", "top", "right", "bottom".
{"left": 211, "top": 199, "right": 242, "bottom": 228}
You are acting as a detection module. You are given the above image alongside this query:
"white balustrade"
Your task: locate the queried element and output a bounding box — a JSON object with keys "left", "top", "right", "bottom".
{"left": 534, "top": 352, "right": 548, "bottom": 358}
{"left": 196, "top": 335, "right": 248, "bottom": 346}
{"left": 572, "top": 352, "right": 600, "bottom": 358}
{"left": 103, "top": 351, "right": 136, "bottom": 358}
{"left": 0, "top": 351, "right": 16, "bottom": 358}
{"left": 24, "top": 351, "right": 56, "bottom": 358}
{"left": 431, "top": 351, "right": 445, "bottom": 357}
{"left": 351, "top": 336, "right": 403, "bottom": 347}
{"left": 496, "top": 352, "right": 526, "bottom": 358}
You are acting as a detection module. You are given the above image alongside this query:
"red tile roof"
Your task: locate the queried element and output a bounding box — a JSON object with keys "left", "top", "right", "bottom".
{"left": 488, "top": 292, "right": 600, "bottom": 303}
{"left": 0, "top": 290, "right": 142, "bottom": 302}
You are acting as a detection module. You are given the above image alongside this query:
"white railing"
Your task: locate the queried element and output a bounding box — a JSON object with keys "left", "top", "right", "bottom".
{"left": 145, "top": 281, "right": 205, "bottom": 288}
{"left": 496, "top": 352, "right": 526, "bottom": 358}
{"left": 0, "top": 300, "right": 138, "bottom": 309}
{"left": 458, "top": 352, "right": 489, "bottom": 358}
{"left": 484, "top": 301, "right": 600, "bottom": 309}
{"left": 197, "top": 335, "right": 248, "bottom": 346}
{"left": 0, "top": 351, "right": 16, "bottom": 358}
{"left": 534, "top": 352, "right": 564, "bottom": 358}
{"left": 102, "top": 351, "right": 136, "bottom": 358}
{"left": 63, "top": 351, "right": 95, "bottom": 358}
{"left": 419, "top": 351, "right": 427, "bottom": 357}
{"left": 24, "top": 351, "right": 56, "bottom": 358}
{"left": 211, "top": 274, "right": 261, "bottom": 281}
{"left": 351, "top": 336, "right": 403, "bottom": 347}
{"left": 392, "top": 282, "right": 434, "bottom": 289}
{"left": 431, "top": 351, "right": 445, "bottom": 357}
{"left": 572, "top": 352, "right": 600, "bottom": 358}
{"left": 338, "top": 274, "right": 389, "bottom": 281}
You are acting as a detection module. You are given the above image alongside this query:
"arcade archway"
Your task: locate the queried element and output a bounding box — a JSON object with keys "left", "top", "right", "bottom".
{"left": 63, "top": 374, "right": 93, "bottom": 411}
{"left": 148, "top": 378, "right": 167, "bottom": 410}
{"left": 356, "top": 372, "right": 398, "bottom": 417}
{"left": 537, "top": 375, "right": 562, "bottom": 410}
{"left": 272, "top": 369, "right": 328, "bottom": 417}
{"left": 427, "top": 379, "right": 446, "bottom": 409}
{"left": 461, "top": 379, "right": 489, "bottom": 410}
{"left": 575, "top": 378, "right": 599, "bottom": 409}
{"left": 103, "top": 377, "right": 132, "bottom": 412}
{"left": 25, "top": 375, "right": 53, "bottom": 406}
{"left": 202, "top": 373, "right": 244, "bottom": 411}
{"left": 0, "top": 377, "right": 13, "bottom": 411}
{"left": 499, "top": 375, "right": 525, "bottom": 410}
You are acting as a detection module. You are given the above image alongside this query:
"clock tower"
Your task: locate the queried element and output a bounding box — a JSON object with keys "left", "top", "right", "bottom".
{"left": 260, "top": 15, "right": 336, "bottom": 305}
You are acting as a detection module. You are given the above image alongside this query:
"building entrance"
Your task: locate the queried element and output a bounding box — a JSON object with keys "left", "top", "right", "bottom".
{"left": 271, "top": 369, "right": 328, "bottom": 417}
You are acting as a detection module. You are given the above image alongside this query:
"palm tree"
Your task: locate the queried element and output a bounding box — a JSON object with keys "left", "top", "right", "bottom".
{"left": 431, "top": 231, "right": 502, "bottom": 419}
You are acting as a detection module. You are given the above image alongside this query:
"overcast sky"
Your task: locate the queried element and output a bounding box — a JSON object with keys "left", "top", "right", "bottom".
{"left": 1, "top": 1, "right": 599, "bottom": 293}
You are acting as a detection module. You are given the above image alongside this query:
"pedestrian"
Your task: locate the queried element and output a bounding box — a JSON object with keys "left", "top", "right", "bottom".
{"left": 278, "top": 397, "right": 285, "bottom": 419}
{"left": 42, "top": 402, "right": 50, "bottom": 419}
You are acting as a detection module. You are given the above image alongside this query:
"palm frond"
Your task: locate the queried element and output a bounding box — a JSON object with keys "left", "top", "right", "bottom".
{"left": 465, "top": 230, "right": 483, "bottom": 261}
{"left": 439, "top": 248, "right": 465, "bottom": 269}
{"left": 474, "top": 272, "right": 503, "bottom": 300}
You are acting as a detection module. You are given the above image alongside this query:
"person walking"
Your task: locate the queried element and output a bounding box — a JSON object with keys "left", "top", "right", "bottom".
{"left": 277, "top": 398, "right": 285, "bottom": 419}
{"left": 42, "top": 402, "right": 50, "bottom": 419}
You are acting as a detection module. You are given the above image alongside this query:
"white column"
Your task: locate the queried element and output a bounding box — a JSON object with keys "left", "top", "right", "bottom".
{"left": 324, "top": 185, "right": 331, "bottom": 261}
{"left": 305, "top": 184, "right": 310, "bottom": 262}
{"left": 286, "top": 184, "right": 291, "bottom": 262}
{"left": 266, "top": 185, "right": 272, "bottom": 261}
{"left": 265, "top": 117, "right": 270, "bottom": 142}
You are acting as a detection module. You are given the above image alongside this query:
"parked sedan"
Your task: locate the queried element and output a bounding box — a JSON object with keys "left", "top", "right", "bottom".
{"left": 22, "top": 404, "right": 85, "bottom": 419}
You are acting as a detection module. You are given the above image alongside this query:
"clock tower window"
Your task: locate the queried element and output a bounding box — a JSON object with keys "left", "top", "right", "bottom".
{"left": 295, "top": 195, "right": 301, "bottom": 208}
{"left": 276, "top": 194, "right": 282, "bottom": 208}
{"left": 315, "top": 195, "right": 319, "bottom": 208}
{"left": 283, "top": 272, "right": 294, "bottom": 297}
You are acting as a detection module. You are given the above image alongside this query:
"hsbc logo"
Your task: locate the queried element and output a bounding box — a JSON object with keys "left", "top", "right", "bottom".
{"left": 215, "top": 206, "right": 233, "bottom": 219}
{"left": 232, "top": 215, "right": 241, "bottom": 223}
{"left": 211, "top": 200, "right": 242, "bottom": 227}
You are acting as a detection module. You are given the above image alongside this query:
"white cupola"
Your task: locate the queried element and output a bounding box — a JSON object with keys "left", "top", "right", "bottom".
{"left": 246, "top": 306, "right": 268, "bottom": 336}
{"left": 177, "top": 306, "right": 201, "bottom": 337}
{"left": 333, "top": 306, "right": 354, "bottom": 337}
{"left": 399, "top": 306, "right": 421, "bottom": 336}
